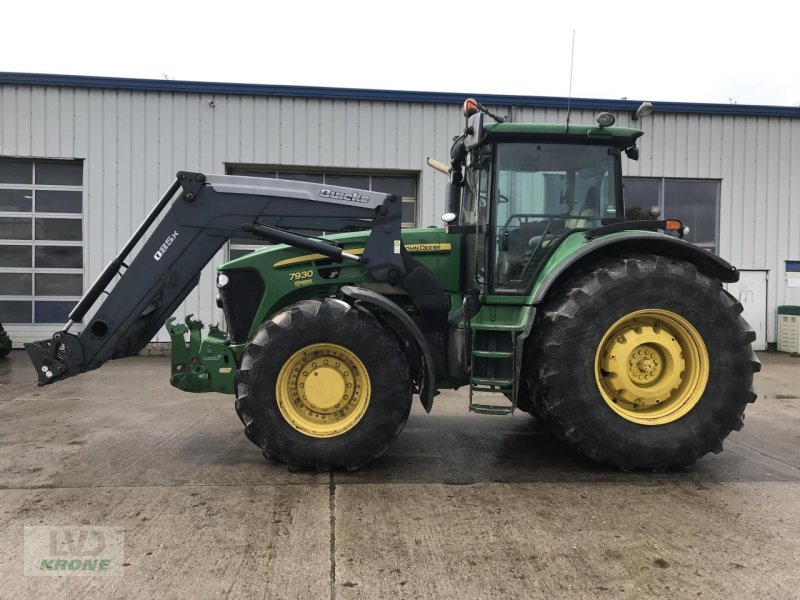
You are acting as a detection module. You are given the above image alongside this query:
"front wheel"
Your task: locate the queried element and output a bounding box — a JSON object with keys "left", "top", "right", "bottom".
{"left": 529, "top": 255, "right": 760, "bottom": 470}
{"left": 235, "top": 298, "right": 412, "bottom": 471}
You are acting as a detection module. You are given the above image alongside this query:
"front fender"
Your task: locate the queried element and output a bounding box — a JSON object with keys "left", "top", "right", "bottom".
{"left": 532, "top": 231, "right": 739, "bottom": 305}
{"left": 340, "top": 285, "right": 436, "bottom": 412}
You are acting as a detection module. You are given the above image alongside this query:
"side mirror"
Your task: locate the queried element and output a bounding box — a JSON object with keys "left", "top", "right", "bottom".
{"left": 464, "top": 112, "right": 485, "bottom": 150}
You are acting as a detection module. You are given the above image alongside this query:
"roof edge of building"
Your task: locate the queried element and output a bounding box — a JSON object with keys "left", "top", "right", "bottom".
{"left": 1, "top": 72, "right": 799, "bottom": 118}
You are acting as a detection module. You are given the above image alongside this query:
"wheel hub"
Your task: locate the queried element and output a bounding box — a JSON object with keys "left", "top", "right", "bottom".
{"left": 631, "top": 345, "right": 660, "bottom": 378}
{"left": 595, "top": 309, "right": 708, "bottom": 424}
{"left": 300, "top": 365, "right": 349, "bottom": 411}
{"left": 276, "top": 343, "right": 370, "bottom": 437}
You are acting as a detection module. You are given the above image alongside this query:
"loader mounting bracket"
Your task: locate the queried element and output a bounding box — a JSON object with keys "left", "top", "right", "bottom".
{"left": 166, "top": 315, "right": 236, "bottom": 393}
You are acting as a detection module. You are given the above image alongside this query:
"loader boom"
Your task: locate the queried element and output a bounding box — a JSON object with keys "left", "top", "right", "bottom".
{"left": 25, "top": 172, "right": 408, "bottom": 385}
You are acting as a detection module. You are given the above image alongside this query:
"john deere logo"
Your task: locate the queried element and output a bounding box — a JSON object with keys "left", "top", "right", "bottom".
{"left": 405, "top": 243, "right": 452, "bottom": 253}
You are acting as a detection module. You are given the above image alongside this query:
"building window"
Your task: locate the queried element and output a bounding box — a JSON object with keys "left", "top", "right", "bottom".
{"left": 623, "top": 177, "right": 719, "bottom": 252}
{"left": 0, "top": 159, "right": 83, "bottom": 324}
{"left": 225, "top": 167, "right": 418, "bottom": 259}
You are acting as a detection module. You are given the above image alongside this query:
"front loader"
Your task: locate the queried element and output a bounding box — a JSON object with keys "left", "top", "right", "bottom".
{"left": 26, "top": 99, "right": 759, "bottom": 471}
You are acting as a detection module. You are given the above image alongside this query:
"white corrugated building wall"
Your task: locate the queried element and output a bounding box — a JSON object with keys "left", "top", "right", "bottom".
{"left": 1, "top": 73, "right": 798, "bottom": 347}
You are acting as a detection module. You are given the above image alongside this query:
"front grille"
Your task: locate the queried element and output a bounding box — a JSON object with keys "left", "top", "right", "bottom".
{"left": 218, "top": 268, "right": 265, "bottom": 343}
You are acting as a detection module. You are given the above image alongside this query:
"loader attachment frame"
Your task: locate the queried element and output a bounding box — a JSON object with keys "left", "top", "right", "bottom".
{"left": 26, "top": 172, "right": 418, "bottom": 386}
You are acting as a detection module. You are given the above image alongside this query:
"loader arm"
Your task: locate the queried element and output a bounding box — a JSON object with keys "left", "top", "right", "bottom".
{"left": 25, "top": 172, "right": 409, "bottom": 386}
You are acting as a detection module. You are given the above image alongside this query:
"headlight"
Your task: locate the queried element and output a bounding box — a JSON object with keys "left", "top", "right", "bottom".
{"left": 217, "top": 272, "right": 230, "bottom": 288}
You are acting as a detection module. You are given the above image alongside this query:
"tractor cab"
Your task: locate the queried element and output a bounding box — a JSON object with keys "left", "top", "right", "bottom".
{"left": 446, "top": 100, "right": 643, "bottom": 296}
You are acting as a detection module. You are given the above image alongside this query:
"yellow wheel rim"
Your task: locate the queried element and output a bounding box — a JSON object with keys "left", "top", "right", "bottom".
{"left": 594, "top": 309, "right": 709, "bottom": 425}
{"left": 276, "top": 343, "right": 371, "bottom": 438}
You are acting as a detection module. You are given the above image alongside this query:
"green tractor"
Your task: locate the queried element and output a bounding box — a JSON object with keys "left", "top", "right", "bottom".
{"left": 27, "top": 99, "right": 759, "bottom": 471}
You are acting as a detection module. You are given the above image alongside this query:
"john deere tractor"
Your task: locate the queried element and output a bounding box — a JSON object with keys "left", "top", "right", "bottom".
{"left": 26, "top": 99, "right": 759, "bottom": 471}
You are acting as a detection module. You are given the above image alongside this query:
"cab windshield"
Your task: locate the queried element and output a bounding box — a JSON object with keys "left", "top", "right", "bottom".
{"left": 493, "top": 142, "right": 620, "bottom": 293}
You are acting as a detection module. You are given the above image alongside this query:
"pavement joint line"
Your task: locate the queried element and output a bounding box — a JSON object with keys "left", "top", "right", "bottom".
{"left": 727, "top": 439, "right": 800, "bottom": 472}
{"left": 329, "top": 471, "right": 337, "bottom": 600}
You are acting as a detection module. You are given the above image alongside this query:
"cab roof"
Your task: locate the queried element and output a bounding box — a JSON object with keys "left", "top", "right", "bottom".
{"left": 483, "top": 122, "right": 644, "bottom": 147}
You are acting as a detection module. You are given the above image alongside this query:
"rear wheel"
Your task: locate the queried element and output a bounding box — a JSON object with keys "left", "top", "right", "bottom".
{"left": 235, "top": 298, "right": 412, "bottom": 470}
{"left": 529, "top": 255, "right": 760, "bottom": 470}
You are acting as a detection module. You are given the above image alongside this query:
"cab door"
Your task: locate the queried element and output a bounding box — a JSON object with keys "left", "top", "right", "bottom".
{"left": 490, "top": 142, "right": 618, "bottom": 295}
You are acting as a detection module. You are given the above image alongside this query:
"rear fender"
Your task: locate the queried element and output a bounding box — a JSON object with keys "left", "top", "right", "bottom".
{"left": 532, "top": 233, "right": 739, "bottom": 306}
{"left": 340, "top": 285, "right": 436, "bottom": 412}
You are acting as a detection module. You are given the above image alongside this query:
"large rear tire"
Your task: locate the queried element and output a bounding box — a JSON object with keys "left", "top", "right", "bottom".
{"left": 529, "top": 255, "right": 760, "bottom": 470}
{"left": 235, "top": 298, "right": 412, "bottom": 470}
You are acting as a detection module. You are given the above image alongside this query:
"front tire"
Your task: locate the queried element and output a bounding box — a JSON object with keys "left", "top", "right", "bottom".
{"left": 529, "top": 255, "right": 760, "bottom": 470}
{"left": 235, "top": 298, "right": 412, "bottom": 471}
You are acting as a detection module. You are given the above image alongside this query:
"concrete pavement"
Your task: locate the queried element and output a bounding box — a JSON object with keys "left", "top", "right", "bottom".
{"left": 0, "top": 350, "right": 798, "bottom": 599}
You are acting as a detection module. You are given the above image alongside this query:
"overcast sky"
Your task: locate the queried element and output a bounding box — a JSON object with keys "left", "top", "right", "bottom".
{"left": 4, "top": 0, "right": 799, "bottom": 107}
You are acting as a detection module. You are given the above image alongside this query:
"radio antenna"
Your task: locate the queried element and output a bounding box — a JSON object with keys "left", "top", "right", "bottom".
{"left": 565, "top": 29, "right": 576, "bottom": 130}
